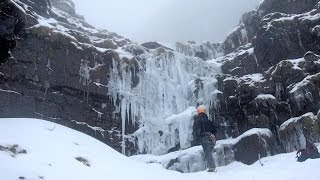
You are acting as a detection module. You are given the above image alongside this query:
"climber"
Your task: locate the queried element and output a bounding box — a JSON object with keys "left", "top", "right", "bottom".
{"left": 193, "top": 105, "right": 217, "bottom": 172}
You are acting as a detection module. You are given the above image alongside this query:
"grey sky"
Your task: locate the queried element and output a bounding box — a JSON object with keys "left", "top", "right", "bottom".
{"left": 72, "top": 0, "right": 262, "bottom": 43}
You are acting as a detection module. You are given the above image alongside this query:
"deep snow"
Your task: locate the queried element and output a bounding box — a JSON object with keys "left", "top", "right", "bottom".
{"left": 1, "top": 118, "right": 320, "bottom": 180}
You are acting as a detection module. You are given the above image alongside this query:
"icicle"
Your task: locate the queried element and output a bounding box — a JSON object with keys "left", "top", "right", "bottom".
{"left": 107, "top": 47, "right": 222, "bottom": 155}
{"left": 275, "top": 83, "right": 284, "bottom": 100}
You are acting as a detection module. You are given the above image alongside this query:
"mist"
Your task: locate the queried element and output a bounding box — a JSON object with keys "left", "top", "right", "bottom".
{"left": 72, "top": 0, "right": 262, "bottom": 43}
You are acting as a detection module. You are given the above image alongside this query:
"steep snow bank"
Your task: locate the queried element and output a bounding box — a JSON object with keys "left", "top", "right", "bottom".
{"left": 0, "top": 118, "right": 320, "bottom": 180}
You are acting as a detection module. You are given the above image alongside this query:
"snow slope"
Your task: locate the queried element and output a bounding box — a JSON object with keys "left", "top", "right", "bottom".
{"left": 1, "top": 118, "right": 320, "bottom": 180}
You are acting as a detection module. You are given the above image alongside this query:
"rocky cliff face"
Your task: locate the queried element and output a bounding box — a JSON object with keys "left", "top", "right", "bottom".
{"left": 0, "top": 0, "right": 133, "bottom": 153}
{"left": 1, "top": 0, "right": 320, "bottom": 171}
{"left": 215, "top": 0, "right": 320, "bottom": 153}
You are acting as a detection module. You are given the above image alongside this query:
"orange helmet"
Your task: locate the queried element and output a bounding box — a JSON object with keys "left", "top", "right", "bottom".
{"left": 197, "top": 105, "right": 206, "bottom": 114}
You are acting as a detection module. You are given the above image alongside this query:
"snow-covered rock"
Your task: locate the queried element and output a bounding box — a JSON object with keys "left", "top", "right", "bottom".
{"left": 279, "top": 113, "right": 320, "bottom": 152}
{"left": 288, "top": 73, "right": 320, "bottom": 116}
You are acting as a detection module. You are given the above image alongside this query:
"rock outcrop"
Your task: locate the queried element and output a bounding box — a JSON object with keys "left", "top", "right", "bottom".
{"left": 213, "top": 1, "right": 320, "bottom": 155}
{"left": 279, "top": 113, "right": 320, "bottom": 152}
{"left": 0, "top": 0, "right": 134, "bottom": 154}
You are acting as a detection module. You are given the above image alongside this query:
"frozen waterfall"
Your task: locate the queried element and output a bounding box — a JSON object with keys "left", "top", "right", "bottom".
{"left": 108, "top": 45, "right": 222, "bottom": 155}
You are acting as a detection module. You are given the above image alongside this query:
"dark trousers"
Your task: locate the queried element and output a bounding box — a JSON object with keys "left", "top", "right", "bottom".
{"left": 200, "top": 135, "right": 215, "bottom": 169}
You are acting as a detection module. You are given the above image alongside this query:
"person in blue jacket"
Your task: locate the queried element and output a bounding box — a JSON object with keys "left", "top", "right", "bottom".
{"left": 193, "top": 105, "right": 217, "bottom": 172}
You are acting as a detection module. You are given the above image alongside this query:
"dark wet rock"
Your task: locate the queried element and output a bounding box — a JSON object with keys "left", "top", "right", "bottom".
{"left": 254, "top": 13, "right": 320, "bottom": 70}
{"left": 258, "top": 0, "right": 319, "bottom": 15}
{"left": 230, "top": 67, "right": 246, "bottom": 77}
{"left": 288, "top": 73, "right": 320, "bottom": 117}
{"left": 0, "top": 0, "right": 25, "bottom": 64}
{"left": 221, "top": 47, "right": 262, "bottom": 76}
{"left": 141, "top": 42, "right": 172, "bottom": 51}
{"left": 234, "top": 130, "right": 277, "bottom": 165}
{"left": 222, "top": 78, "right": 239, "bottom": 97}
{"left": 0, "top": 144, "right": 27, "bottom": 157}
{"left": 216, "top": 0, "right": 320, "bottom": 155}
{"left": 237, "top": 83, "right": 259, "bottom": 106}
{"left": 304, "top": 51, "right": 319, "bottom": 62}
{"left": 0, "top": 0, "right": 137, "bottom": 155}
{"left": 222, "top": 11, "right": 260, "bottom": 54}
{"left": 279, "top": 113, "right": 320, "bottom": 152}
{"left": 75, "top": 156, "right": 91, "bottom": 167}
{"left": 268, "top": 60, "right": 306, "bottom": 86}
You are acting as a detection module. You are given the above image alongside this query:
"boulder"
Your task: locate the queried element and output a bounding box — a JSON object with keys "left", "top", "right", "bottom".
{"left": 288, "top": 73, "right": 320, "bottom": 116}
{"left": 222, "top": 77, "right": 239, "bottom": 97}
{"left": 234, "top": 129, "right": 276, "bottom": 165}
{"left": 279, "top": 113, "right": 320, "bottom": 152}
{"left": 304, "top": 51, "right": 319, "bottom": 62}
{"left": 268, "top": 60, "right": 305, "bottom": 86}
{"left": 237, "top": 83, "right": 259, "bottom": 106}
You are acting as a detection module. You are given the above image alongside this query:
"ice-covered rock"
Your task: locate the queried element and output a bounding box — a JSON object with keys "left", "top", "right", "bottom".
{"left": 288, "top": 73, "right": 320, "bottom": 116}
{"left": 268, "top": 60, "right": 305, "bottom": 86}
{"left": 279, "top": 112, "right": 320, "bottom": 152}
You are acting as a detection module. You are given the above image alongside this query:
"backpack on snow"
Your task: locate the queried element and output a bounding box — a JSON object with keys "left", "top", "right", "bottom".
{"left": 296, "top": 144, "right": 320, "bottom": 162}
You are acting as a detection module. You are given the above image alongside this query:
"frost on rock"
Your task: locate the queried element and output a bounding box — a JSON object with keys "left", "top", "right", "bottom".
{"left": 108, "top": 46, "right": 221, "bottom": 155}
{"left": 252, "top": 94, "right": 277, "bottom": 108}
{"left": 279, "top": 112, "right": 319, "bottom": 152}
{"left": 311, "top": 25, "right": 320, "bottom": 36}
{"left": 288, "top": 73, "right": 320, "bottom": 110}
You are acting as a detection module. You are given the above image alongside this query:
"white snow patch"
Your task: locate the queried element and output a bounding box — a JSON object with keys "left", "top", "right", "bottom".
{"left": 255, "top": 94, "right": 276, "bottom": 100}
{"left": 10, "top": 0, "right": 26, "bottom": 14}
{"left": 287, "top": 58, "right": 305, "bottom": 70}
{"left": 215, "top": 128, "right": 272, "bottom": 149}
{"left": 280, "top": 112, "right": 316, "bottom": 131}
{"left": 0, "top": 88, "right": 21, "bottom": 95}
{"left": 289, "top": 73, "right": 320, "bottom": 93}
{"left": 239, "top": 73, "right": 266, "bottom": 83}
{"left": 1, "top": 118, "right": 320, "bottom": 180}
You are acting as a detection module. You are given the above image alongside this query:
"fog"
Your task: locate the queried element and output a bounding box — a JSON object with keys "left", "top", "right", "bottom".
{"left": 72, "top": 0, "right": 262, "bottom": 43}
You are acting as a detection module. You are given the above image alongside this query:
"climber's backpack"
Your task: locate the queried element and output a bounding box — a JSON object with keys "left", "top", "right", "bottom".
{"left": 296, "top": 145, "right": 320, "bottom": 162}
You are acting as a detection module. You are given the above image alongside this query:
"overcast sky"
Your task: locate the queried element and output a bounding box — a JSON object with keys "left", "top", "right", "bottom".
{"left": 72, "top": 0, "right": 262, "bottom": 43}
